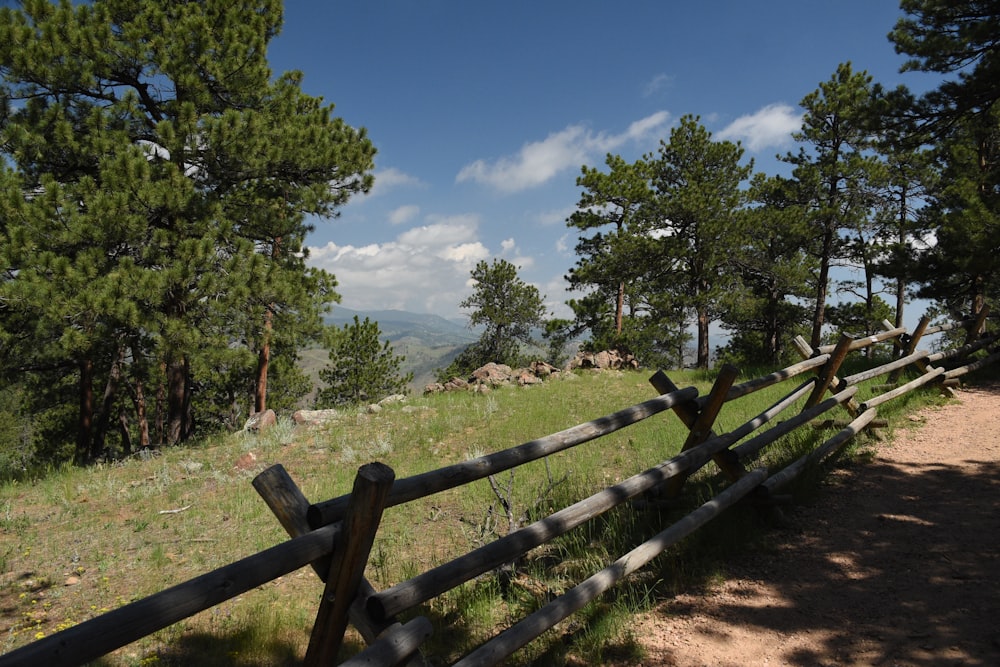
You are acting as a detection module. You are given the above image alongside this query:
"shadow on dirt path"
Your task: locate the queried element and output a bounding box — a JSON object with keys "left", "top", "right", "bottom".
{"left": 636, "top": 383, "right": 1000, "bottom": 667}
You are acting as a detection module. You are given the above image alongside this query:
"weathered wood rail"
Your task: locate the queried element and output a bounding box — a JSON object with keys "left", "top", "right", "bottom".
{"left": 1, "top": 309, "right": 996, "bottom": 666}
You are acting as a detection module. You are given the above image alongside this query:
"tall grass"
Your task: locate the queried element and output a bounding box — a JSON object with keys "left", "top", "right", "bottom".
{"left": 0, "top": 363, "right": 954, "bottom": 665}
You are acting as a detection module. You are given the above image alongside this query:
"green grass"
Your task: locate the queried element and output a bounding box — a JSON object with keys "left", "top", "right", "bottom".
{"left": 0, "top": 362, "right": 960, "bottom": 665}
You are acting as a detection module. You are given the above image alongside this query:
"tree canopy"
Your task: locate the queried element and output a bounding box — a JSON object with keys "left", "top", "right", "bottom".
{"left": 317, "top": 317, "right": 412, "bottom": 408}
{"left": 443, "top": 259, "right": 546, "bottom": 378}
{"left": 0, "top": 0, "right": 374, "bottom": 465}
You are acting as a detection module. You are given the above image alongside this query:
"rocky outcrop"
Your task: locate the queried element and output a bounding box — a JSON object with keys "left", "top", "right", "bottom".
{"left": 423, "top": 360, "right": 565, "bottom": 394}
{"left": 565, "top": 349, "right": 638, "bottom": 371}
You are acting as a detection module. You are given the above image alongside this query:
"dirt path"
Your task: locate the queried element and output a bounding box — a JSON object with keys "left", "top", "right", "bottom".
{"left": 631, "top": 382, "right": 1000, "bottom": 666}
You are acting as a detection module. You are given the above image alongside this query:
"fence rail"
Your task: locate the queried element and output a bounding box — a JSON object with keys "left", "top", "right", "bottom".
{"left": 1, "top": 307, "right": 996, "bottom": 667}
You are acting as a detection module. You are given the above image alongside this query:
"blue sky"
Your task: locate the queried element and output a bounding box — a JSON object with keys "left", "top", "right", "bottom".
{"left": 267, "top": 1, "right": 942, "bottom": 322}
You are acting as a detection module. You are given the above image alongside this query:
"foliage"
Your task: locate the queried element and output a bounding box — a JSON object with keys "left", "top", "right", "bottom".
{"left": 890, "top": 0, "right": 1000, "bottom": 130}
{"left": 780, "top": 62, "right": 885, "bottom": 348}
{"left": 0, "top": 0, "right": 374, "bottom": 465}
{"left": 565, "top": 154, "right": 653, "bottom": 353}
{"left": 825, "top": 295, "right": 895, "bottom": 339}
{"left": 442, "top": 259, "right": 547, "bottom": 378}
{"left": 911, "top": 107, "right": 1000, "bottom": 315}
{"left": 316, "top": 316, "right": 413, "bottom": 408}
{"left": 564, "top": 116, "right": 749, "bottom": 369}
{"left": 643, "top": 115, "right": 753, "bottom": 368}
{"left": 716, "top": 173, "right": 814, "bottom": 367}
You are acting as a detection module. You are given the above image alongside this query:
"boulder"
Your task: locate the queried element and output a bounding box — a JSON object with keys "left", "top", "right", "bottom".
{"left": 244, "top": 409, "right": 277, "bottom": 433}
{"left": 471, "top": 362, "right": 514, "bottom": 385}
{"left": 292, "top": 408, "right": 340, "bottom": 425}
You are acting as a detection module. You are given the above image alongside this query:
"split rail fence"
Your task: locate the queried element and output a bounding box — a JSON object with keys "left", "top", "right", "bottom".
{"left": 2, "top": 308, "right": 997, "bottom": 666}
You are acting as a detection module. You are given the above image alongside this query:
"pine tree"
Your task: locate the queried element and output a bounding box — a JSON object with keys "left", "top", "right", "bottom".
{"left": 782, "top": 63, "right": 883, "bottom": 348}
{"left": 0, "top": 1, "right": 374, "bottom": 461}
{"left": 567, "top": 154, "right": 652, "bottom": 342}
{"left": 446, "top": 259, "right": 546, "bottom": 376}
{"left": 644, "top": 115, "right": 753, "bottom": 368}
{"left": 317, "top": 317, "right": 413, "bottom": 408}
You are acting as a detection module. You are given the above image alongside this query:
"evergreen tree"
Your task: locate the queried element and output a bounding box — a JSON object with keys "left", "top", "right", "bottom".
{"left": 891, "top": 2, "right": 1000, "bottom": 317}
{"left": 782, "top": 63, "right": 884, "bottom": 348}
{"left": 912, "top": 108, "right": 1000, "bottom": 315}
{"left": 644, "top": 115, "right": 753, "bottom": 368}
{"left": 717, "top": 174, "right": 814, "bottom": 366}
{"left": 317, "top": 316, "right": 412, "bottom": 408}
{"left": 447, "top": 259, "right": 546, "bottom": 376}
{"left": 871, "top": 89, "right": 938, "bottom": 328}
{"left": 566, "top": 154, "right": 651, "bottom": 342}
{"left": 890, "top": 0, "right": 1000, "bottom": 131}
{"left": 0, "top": 0, "right": 374, "bottom": 461}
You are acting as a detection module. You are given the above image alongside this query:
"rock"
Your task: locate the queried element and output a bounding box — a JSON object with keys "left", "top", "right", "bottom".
{"left": 292, "top": 408, "right": 340, "bottom": 425}
{"left": 234, "top": 451, "right": 258, "bottom": 472}
{"left": 423, "top": 383, "right": 445, "bottom": 395}
{"left": 64, "top": 576, "right": 80, "bottom": 586}
{"left": 243, "top": 409, "right": 277, "bottom": 433}
{"left": 530, "top": 360, "right": 559, "bottom": 377}
{"left": 367, "top": 403, "right": 383, "bottom": 414}
{"left": 515, "top": 369, "right": 543, "bottom": 386}
{"left": 566, "top": 349, "right": 639, "bottom": 372}
{"left": 378, "top": 394, "right": 407, "bottom": 405}
{"left": 472, "top": 362, "right": 514, "bottom": 385}
{"left": 446, "top": 376, "right": 469, "bottom": 390}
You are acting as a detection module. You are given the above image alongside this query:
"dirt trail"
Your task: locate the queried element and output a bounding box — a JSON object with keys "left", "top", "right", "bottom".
{"left": 631, "top": 382, "right": 1000, "bottom": 666}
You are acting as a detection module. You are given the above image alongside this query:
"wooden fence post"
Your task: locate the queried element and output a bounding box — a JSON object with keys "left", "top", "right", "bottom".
{"left": 253, "top": 465, "right": 405, "bottom": 649}
{"left": 650, "top": 366, "right": 744, "bottom": 496}
{"left": 305, "top": 462, "right": 395, "bottom": 666}
{"left": 253, "top": 464, "right": 331, "bottom": 579}
{"left": 803, "top": 333, "right": 854, "bottom": 411}
{"left": 887, "top": 316, "right": 931, "bottom": 383}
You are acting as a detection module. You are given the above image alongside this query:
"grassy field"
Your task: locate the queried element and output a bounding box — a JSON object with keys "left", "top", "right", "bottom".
{"left": 0, "top": 364, "right": 950, "bottom": 665}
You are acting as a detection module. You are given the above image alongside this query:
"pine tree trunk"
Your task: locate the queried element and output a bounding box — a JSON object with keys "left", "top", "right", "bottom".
{"left": 165, "top": 355, "right": 189, "bottom": 445}
{"left": 767, "top": 288, "right": 780, "bottom": 366}
{"left": 77, "top": 359, "right": 95, "bottom": 462}
{"left": 810, "top": 228, "right": 834, "bottom": 349}
{"left": 133, "top": 378, "right": 150, "bottom": 449}
{"left": 894, "top": 194, "right": 908, "bottom": 329}
{"left": 696, "top": 306, "right": 710, "bottom": 369}
{"left": 254, "top": 308, "right": 272, "bottom": 414}
{"left": 614, "top": 281, "right": 625, "bottom": 336}
{"left": 254, "top": 236, "right": 281, "bottom": 414}
{"left": 118, "top": 408, "right": 133, "bottom": 457}
{"left": 94, "top": 345, "right": 125, "bottom": 457}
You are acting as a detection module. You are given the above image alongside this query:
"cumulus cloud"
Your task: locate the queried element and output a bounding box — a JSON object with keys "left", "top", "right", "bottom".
{"left": 717, "top": 103, "right": 803, "bottom": 151}
{"left": 307, "top": 218, "right": 492, "bottom": 315}
{"left": 456, "top": 111, "right": 670, "bottom": 192}
{"left": 388, "top": 204, "right": 420, "bottom": 225}
{"left": 367, "top": 167, "right": 425, "bottom": 198}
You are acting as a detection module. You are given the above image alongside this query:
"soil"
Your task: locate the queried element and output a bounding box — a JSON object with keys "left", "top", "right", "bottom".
{"left": 628, "top": 382, "right": 1000, "bottom": 667}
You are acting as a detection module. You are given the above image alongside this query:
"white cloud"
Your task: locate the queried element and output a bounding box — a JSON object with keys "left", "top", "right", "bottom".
{"left": 643, "top": 73, "right": 673, "bottom": 98}
{"left": 501, "top": 238, "right": 516, "bottom": 252}
{"left": 307, "top": 218, "right": 493, "bottom": 315}
{"left": 717, "top": 103, "right": 803, "bottom": 151}
{"left": 388, "top": 204, "right": 420, "bottom": 225}
{"left": 368, "top": 167, "right": 425, "bottom": 198}
{"left": 456, "top": 112, "right": 670, "bottom": 192}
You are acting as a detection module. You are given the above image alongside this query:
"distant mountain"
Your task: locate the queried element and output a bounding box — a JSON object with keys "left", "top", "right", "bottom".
{"left": 324, "top": 307, "right": 479, "bottom": 346}
{"left": 319, "top": 307, "right": 481, "bottom": 390}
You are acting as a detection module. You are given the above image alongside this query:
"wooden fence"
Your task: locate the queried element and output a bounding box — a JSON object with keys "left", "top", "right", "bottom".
{"left": 2, "top": 309, "right": 997, "bottom": 666}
